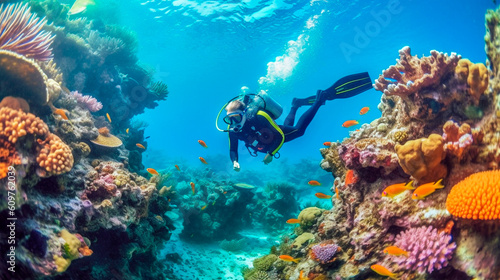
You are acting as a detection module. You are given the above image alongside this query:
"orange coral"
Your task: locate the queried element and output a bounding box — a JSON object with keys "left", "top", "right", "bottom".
{"left": 446, "top": 170, "right": 500, "bottom": 220}
{"left": 395, "top": 134, "right": 447, "bottom": 183}
{"left": 0, "top": 106, "right": 73, "bottom": 178}
{"left": 455, "top": 59, "right": 489, "bottom": 101}
{"left": 78, "top": 245, "right": 93, "bottom": 256}
{"left": 36, "top": 134, "right": 74, "bottom": 177}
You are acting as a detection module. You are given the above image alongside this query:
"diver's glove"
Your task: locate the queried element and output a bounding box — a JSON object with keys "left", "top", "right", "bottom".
{"left": 263, "top": 153, "right": 273, "bottom": 165}
{"left": 233, "top": 161, "right": 240, "bottom": 172}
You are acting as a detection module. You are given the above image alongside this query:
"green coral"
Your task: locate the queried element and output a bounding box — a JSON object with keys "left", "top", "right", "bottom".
{"left": 298, "top": 207, "right": 322, "bottom": 228}
{"left": 253, "top": 254, "right": 277, "bottom": 271}
{"left": 292, "top": 232, "right": 315, "bottom": 248}
{"left": 248, "top": 271, "right": 270, "bottom": 280}
{"left": 393, "top": 130, "right": 408, "bottom": 144}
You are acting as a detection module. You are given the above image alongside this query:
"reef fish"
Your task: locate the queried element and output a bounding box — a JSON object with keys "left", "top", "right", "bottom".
{"left": 315, "top": 193, "right": 332, "bottom": 199}
{"left": 198, "top": 140, "right": 208, "bottom": 148}
{"left": 126, "top": 128, "right": 129, "bottom": 134}
{"left": 136, "top": 143, "right": 146, "bottom": 149}
{"left": 53, "top": 108, "right": 69, "bottom": 120}
{"left": 359, "top": 106, "right": 370, "bottom": 115}
{"left": 411, "top": 179, "right": 444, "bottom": 200}
{"left": 68, "top": 0, "right": 95, "bottom": 15}
{"left": 279, "top": 255, "right": 301, "bottom": 263}
{"left": 383, "top": 246, "right": 409, "bottom": 257}
{"left": 342, "top": 120, "right": 359, "bottom": 128}
{"left": 335, "top": 186, "right": 340, "bottom": 199}
{"left": 345, "top": 169, "right": 358, "bottom": 185}
{"left": 323, "top": 141, "right": 332, "bottom": 146}
{"left": 106, "top": 113, "right": 112, "bottom": 123}
{"left": 175, "top": 164, "right": 180, "bottom": 171}
{"left": 308, "top": 180, "right": 321, "bottom": 186}
{"left": 201, "top": 205, "right": 207, "bottom": 211}
{"left": 286, "top": 218, "right": 300, "bottom": 224}
{"left": 381, "top": 181, "right": 415, "bottom": 198}
{"left": 190, "top": 182, "right": 195, "bottom": 194}
{"left": 199, "top": 157, "right": 208, "bottom": 164}
{"left": 147, "top": 168, "right": 159, "bottom": 176}
{"left": 370, "top": 264, "right": 397, "bottom": 279}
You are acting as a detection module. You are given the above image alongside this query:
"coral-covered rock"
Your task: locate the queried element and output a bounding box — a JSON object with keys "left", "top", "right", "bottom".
{"left": 36, "top": 134, "right": 74, "bottom": 177}
{"left": 395, "top": 134, "right": 447, "bottom": 183}
{"left": 442, "top": 120, "right": 474, "bottom": 161}
{"left": 310, "top": 241, "right": 341, "bottom": 264}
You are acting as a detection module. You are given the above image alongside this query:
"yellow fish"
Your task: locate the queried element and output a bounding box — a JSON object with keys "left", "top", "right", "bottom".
{"left": 370, "top": 264, "right": 397, "bottom": 279}
{"left": 68, "top": 0, "right": 95, "bottom": 15}
{"left": 383, "top": 246, "right": 409, "bottom": 257}
{"left": 412, "top": 179, "right": 444, "bottom": 200}
{"left": 106, "top": 113, "right": 112, "bottom": 123}
{"left": 381, "top": 181, "right": 414, "bottom": 198}
{"left": 126, "top": 128, "right": 129, "bottom": 134}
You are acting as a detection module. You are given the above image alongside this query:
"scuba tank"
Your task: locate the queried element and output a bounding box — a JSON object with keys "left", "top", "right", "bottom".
{"left": 250, "top": 90, "right": 283, "bottom": 120}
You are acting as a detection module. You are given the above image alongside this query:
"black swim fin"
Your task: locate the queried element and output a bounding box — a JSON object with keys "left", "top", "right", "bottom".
{"left": 323, "top": 72, "right": 372, "bottom": 100}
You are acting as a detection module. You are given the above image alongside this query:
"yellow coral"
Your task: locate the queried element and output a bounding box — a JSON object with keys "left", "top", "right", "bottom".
{"left": 395, "top": 134, "right": 447, "bottom": 183}
{"left": 455, "top": 59, "right": 489, "bottom": 100}
{"left": 446, "top": 170, "right": 500, "bottom": 220}
{"left": 298, "top": 207, "right": 322, "bottom": 228}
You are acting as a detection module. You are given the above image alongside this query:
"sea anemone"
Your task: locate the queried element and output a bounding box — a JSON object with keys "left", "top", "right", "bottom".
{"left": 0, "top": 3, "right": 55, "bottom": 60}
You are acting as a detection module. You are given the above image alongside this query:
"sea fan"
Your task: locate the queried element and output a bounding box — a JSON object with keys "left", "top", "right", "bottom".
{"left": 0, "top": 3, "right": 55, "bottom": 61}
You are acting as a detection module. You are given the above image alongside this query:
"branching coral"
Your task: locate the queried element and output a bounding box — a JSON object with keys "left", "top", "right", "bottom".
{"left": 388, "top": 225, "right": 456, "bottom": 274}
{"left": 395, "top": 134, "right": 447, "bottom": 183}
{"left": 0, "top": 3, "right": 55, "bottom": 60}
{"left": 338, "top": 138, "right": 399, "bottom": 175}
{"left": 374, "top": 46, "right": 460, "bottom": 97}
{"left": 70, "top": 91, "right": 103, "bottom": 112}
{"left": 446, "top": 170, "right": 500, "bottom": 220}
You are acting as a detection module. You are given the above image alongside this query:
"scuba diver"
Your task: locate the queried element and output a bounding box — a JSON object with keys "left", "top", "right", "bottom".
{"left": 216, "top": 72, "right": 372, "bottom": 172}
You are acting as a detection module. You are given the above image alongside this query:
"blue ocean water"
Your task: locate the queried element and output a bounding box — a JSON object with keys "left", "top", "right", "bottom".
{"left": 115, "top": 0, "right": 494, "bottom": 173}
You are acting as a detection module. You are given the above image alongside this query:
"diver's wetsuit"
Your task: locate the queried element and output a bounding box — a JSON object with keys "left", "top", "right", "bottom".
{"left": 228, "top": 93, "right": 323, "bottom": 162}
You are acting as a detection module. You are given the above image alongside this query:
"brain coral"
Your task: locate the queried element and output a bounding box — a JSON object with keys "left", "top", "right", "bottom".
{"left": 446, "top": 170, "right": 500, "bottom": 220}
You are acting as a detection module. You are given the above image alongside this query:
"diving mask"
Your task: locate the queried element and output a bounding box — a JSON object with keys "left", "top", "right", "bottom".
{"left": 224, "top": 110, "right": 247, "bottom": 132}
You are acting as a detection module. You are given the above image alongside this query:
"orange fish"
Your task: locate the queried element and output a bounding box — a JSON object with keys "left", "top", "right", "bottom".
{"left": 279, "top": 255, "right": 300, "bottom": 263}
{"left": 198, "top": 140, "right": 208, "bottom": 148}
{"left": 223, "top": 191, "right": 227, "bottom": 194}
{"left": 199, "top": 157, "right": 208, "bottom": 164}
{"left": 439, "top": 220, "right": 455, "bottom": 234}
{"left": 201, "top": 205, "right": 207, "bottom": 211}
{"left": 342, "top": 120, "right": 359, "bottom": 128}
{"left": 299, "top": 270, "right": 308, "bottom": 280}
{"left": 106, "top": 113, "right": 112, "bottom": 123}
{"left": 383, "top": 246, "right": 409, "bottom": 257}
{"left": 359, "top": 107, "right": 370, "bottom": 115}
{"left": 411, "top": 179, "right": 444, "bottom": 200}
{"left": 345, "top": 170, "right": 358, "bottom": 185}
{"left": 136, "top": 143, "right": 146, "bottom": 149}
{"left": 286, "top": 218, "right": 300, "bottom": 224}
{"left": 175, "top": 164, "right": 180, "bottom": 171}
{"left": 370, "top": 264, "right": 397, "bottom": 279}
{"left": 381, "top": 181, "right": 415, "bottom": 198}
{"left": 335, "top": 186, "right": 340, "bottom": 199}
{"left": 323, "top": 141, "right": 332, "bottom": 146}
{"left": 53, "top": 108, "right": 69, "bottom": 120}
{"left": 126, "top": 128, "right": 129, "bottom": 134}
{"left": 190, "top": 182, "right": 195, "bottom": 194}
{"left": 147, "top": 168, "right": 159, "bottom": 176}
{"left": 308, "top": 180, "right": 321, "bottom": 186}
{"left": 315, "top": 193, "right": 332, "bottom": 199}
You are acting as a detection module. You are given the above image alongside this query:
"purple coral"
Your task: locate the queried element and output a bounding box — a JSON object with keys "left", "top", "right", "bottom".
{"left": 0, "top": 3, "right": 55, "bottom": 60}
{"left": 389, "top": 225, "right": 456, "bottom": 274}
{"left": 311, "top": 242, "right": 340, "bottom": 264}
{"left": 71, "top": 91, "right": 103, "bottom": 112}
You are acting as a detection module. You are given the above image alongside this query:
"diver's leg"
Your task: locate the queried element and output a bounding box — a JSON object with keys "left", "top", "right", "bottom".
{"left": 283, "top": 105, "right": 299, "bottom": 126}
{"left": 284, "top": 90, "right": 325, "bottom": 142}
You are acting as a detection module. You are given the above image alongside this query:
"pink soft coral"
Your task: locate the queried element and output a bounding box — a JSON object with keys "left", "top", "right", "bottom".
{"left": 388, "top": 225, "right": 456, "bottom": 274}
